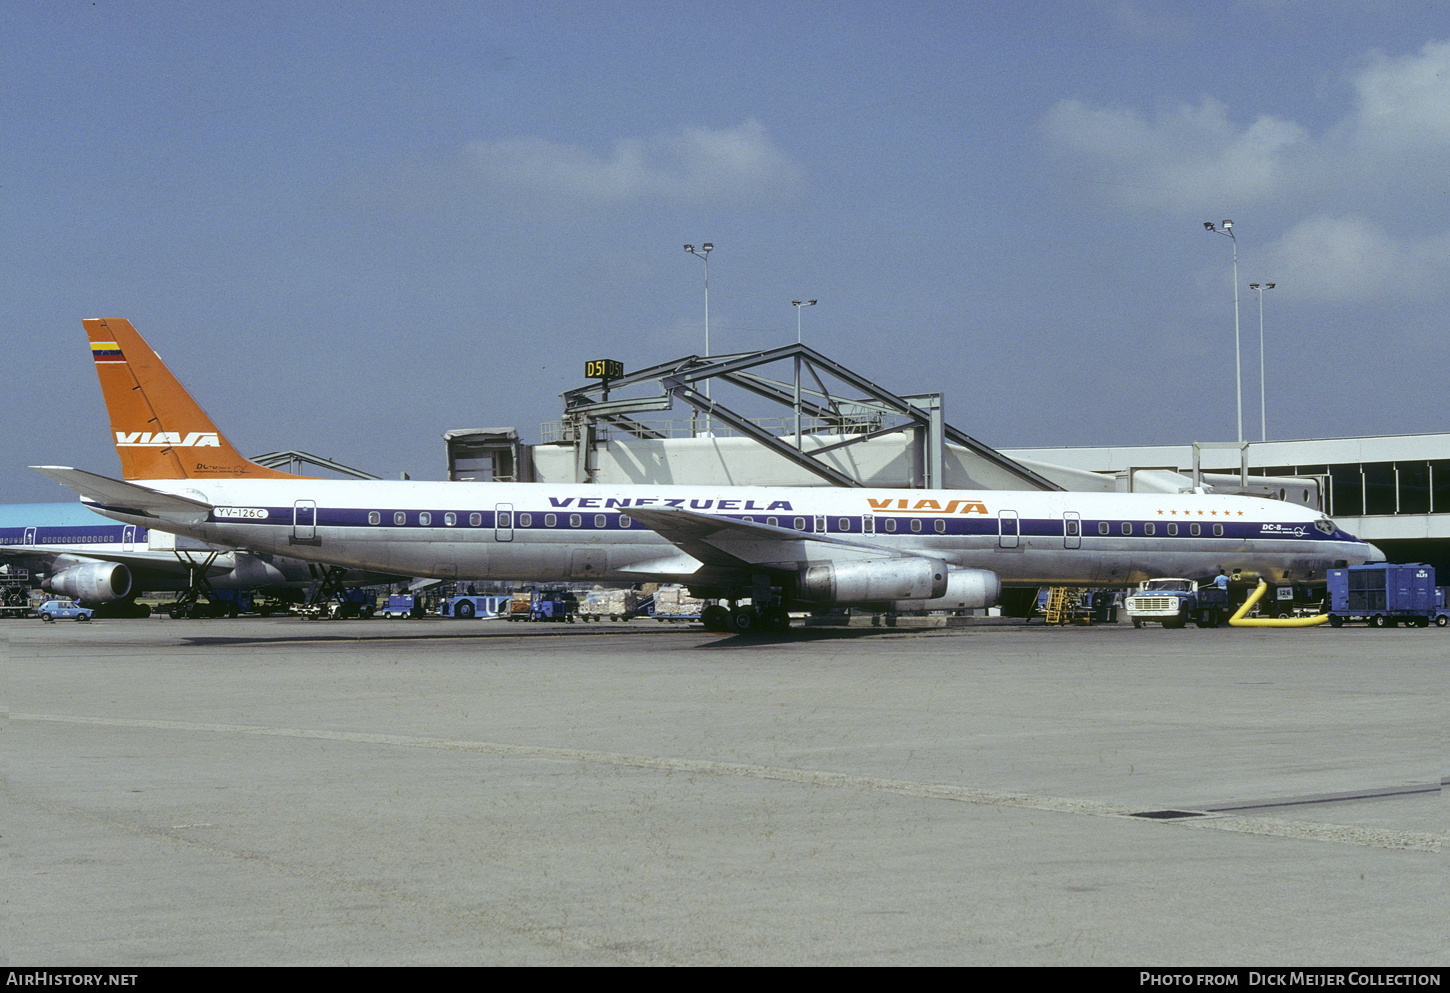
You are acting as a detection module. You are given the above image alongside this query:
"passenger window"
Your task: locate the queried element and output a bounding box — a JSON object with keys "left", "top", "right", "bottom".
{"left": 885, "top": 519, "right": 898, "bottom": 533}
{"left": 394, "top": 512, "right": 406, "bottom": 526}
{"left": 419, "top": 512, "right": 431, "bottom": 526}
{"left": 839, "top": 518, "right": 850, "bottom": 531}
{"left": 1167, "top": 523, "right": 1177, "bottom": 536}
{"left": 545, "top": 514, "right": 557, "bottom": 527}
{"left": 595, "top": 514, "right": 606, "bottom": 528}
{"left": 1098, "top": 522, "right": 1110, "bottom": 535}
{"left": 519, "top": 513, "right": 531, "bottom": 527}
{"left": 911, "top": 519, "right": 922, "bottom": 533}
{"left": 444, "top": 512, "right": 456, "bottom": 526}
{"left": 1213, "top": 523, "right": 1223, "bottom": 536}
{"left": 570, "top": 514, "right": 581, "bottom": 528}
{"left": 1066, "top": 520, "right": 1079, "bottom": 536}
{"left": 368, "top": 511, "right": 380, "bottom": 526}
{"left": 497, "top": 512, "right": 511, "bottom": 528}
{"left": 1190, "top": 523, "right": 1201, "bottom": 536}
{"left": 767, "top": 517, "right": 778, "bottom": 527}
{"left": 619, "top": 515, "right": 631, "bottom": 528}
{"left": 742, "top": 516, "right": 753, "bottom": 523}
{"left": 934, "top": 520, "right": 945, "bottom": 533}
{"left": 469, "top": 512, "right": 482, "bottom": 527}
{"left": 1144, "top": 523, "right": 1155, "bottom": 536}
{"left": 1121, "top": 522, "right": 1132, "bottom": 535}
{"left": 794, "top": 517, "right": 806, "bottom": 530}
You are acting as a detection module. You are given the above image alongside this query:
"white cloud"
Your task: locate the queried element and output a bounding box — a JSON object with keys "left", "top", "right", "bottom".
{"left": 1046, "top": 37, "right": 1450, "bottom": 213}
{"left": 1350, "top": 39, "right": 1450, "bottom": 146}
{"left": 1044, "top": 36, "right": 1450, "bottom": 301}
{"left": 465, "top": 119, "right": 804, "bottom": 206}
{"left": 1043, "top": 97, "right": 1307, "bottom": 210}
{"left": 1265, "top": 215, "right": 1450, "bottom": 303}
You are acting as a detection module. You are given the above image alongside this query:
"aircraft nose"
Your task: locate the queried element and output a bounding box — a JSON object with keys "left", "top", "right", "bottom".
{"left": 1363, "top": 542, "right": 1387, "bottom": 563}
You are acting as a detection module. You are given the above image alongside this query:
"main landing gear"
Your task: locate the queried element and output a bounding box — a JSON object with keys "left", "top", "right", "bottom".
{"left": 701, "top": 602, "right": 792, "bottom": 635}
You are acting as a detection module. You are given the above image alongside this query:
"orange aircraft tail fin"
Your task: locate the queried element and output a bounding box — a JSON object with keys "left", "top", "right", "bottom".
{"left": 83, "top": 318, "right": 305, "bottom": 481}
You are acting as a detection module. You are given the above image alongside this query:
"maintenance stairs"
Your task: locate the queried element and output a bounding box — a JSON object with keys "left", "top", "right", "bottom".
{"left": 1044, "top": 587, "right": 1092, "bottom": 625}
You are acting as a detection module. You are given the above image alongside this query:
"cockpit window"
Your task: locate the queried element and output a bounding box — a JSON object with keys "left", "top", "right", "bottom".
{"left": 1315, "top": 518, "right": 1335, "bottom": 535}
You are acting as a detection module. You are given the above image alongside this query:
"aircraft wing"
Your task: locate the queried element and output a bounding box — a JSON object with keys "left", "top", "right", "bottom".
{"left": 31, "top": 466, "right": 212, "bottom": 526}
{"left": 625, "top": 506, "right": 922, "bottom": 573}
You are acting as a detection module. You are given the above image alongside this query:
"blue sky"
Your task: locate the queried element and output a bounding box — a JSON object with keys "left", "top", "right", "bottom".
{"left": 5, "top": 1, "right": 1448, "bottom": 500}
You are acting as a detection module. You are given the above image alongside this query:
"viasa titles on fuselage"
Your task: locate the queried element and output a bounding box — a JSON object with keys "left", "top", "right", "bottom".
{"left": 35, "top": 318, "right": 1383, "bottom": 633}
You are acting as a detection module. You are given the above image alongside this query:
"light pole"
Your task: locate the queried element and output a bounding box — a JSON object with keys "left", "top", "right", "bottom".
{"left": 683, "top": 243, "right": 713, "bottom": 360}
{"left": 1249, "top": 281, "right": 1276, "bottom": 442}
{"left": 791, "top": 300, "right": 816, "bottom": 449}
{"left": 792, "top": 299, "right": 816, "bottom": 343}
{"left": 1203, "top": 220, "right": 1243, "bottom": 444}
{"left": 683, "top": 243, "right": 713, "bottom": 433}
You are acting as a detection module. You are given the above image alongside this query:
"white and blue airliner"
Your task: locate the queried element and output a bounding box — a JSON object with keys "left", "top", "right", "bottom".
{"left": 37, "top": 319, "right": 1384, "bottom": 633}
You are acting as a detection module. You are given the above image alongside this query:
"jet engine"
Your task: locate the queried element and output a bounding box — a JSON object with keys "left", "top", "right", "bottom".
{"left": 43, "top": 562, "right": 133, "bottom": 603}
{"left": 891, "top": 567, "right": 1000, "bottom": 613}
{"left": 800, "top": 557, "right": 948, "bottom": 605}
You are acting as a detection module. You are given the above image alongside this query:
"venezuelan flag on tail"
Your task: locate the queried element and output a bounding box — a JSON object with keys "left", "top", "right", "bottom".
{"left": 83, "top": 318, "right": 305, "bottom": 481}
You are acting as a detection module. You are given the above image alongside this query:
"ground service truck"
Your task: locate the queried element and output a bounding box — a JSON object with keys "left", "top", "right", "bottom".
{"left": 1327, "top": 563, "right": 1438, "bottom": 627}
{"left": 1124, "top": 578, "right": 1230, "bottom": 629}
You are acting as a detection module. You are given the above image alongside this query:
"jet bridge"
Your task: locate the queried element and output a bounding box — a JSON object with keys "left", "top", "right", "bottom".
{"left": 523, "top": 343, "right": 1060, "bottom": 491}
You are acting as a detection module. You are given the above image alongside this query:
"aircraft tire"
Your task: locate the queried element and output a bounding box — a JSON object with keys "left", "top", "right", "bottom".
{"left": 701, "top": 605, "right": 730, "bottom": 632}
{"left": 761, "top": 607, "right": 791, "bottom": 632}
{"left": 729, "top": 608, "right": 759, "bottom": 634}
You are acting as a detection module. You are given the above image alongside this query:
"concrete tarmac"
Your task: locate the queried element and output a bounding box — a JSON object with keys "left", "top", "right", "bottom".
{"left": 2, "top": 616, "right": 1444, "bottom": 966}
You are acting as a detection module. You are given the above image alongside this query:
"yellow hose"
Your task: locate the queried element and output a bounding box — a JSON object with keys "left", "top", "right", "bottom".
{"left": 1228, "top": 580, "right": 1330, "bottom": 627}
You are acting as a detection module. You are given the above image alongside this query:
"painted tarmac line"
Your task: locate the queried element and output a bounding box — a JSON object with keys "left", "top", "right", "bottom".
{"left": 15, "top": 711, "right": 1444, "bottom": 853}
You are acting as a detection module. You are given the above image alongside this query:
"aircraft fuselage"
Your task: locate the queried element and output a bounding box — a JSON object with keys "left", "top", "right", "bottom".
{"left": 79, "top": 479, "right": 1379, "bottom": 593}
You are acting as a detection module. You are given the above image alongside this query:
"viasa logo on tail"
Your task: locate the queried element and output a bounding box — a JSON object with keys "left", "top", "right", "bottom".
{"left": 115, "top": 431, "right": 221, "bottom": 448}
{"left": 867, "top": 497, "right": 989, "bottom": 515}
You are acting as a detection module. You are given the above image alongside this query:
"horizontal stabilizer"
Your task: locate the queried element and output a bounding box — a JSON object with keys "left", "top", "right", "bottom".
{"left": 31, "top": 466, "right": 213, "bottom": 526}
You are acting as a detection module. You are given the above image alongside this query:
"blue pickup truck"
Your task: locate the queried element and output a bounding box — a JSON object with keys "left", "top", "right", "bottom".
{"left": 1124, "top": 578, "right": 1230, "bottom": 629}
